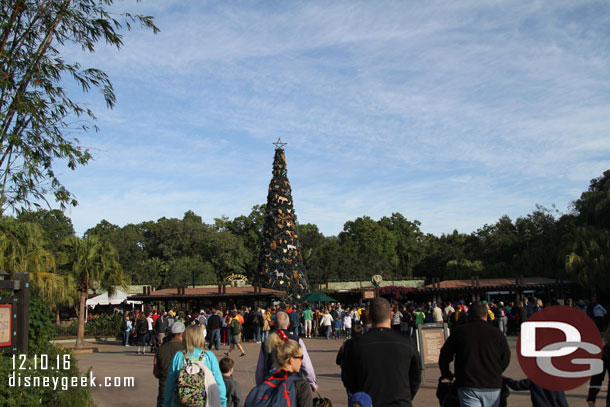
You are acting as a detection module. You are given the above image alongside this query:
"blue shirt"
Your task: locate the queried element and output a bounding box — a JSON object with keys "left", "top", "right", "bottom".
{"left": 164, "top": 348, "right": 227, "bottom": 407}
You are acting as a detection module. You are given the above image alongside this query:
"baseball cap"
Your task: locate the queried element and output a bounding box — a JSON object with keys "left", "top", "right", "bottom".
{"left": 349, "top": 392, "right": 372, "bottom": 407}
{"left": 171, "top": 321, "right": 185, "bottom": 334}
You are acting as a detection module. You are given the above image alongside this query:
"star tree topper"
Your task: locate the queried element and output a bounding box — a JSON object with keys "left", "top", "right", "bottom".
{"left": 273, "top": 138, "right": 287, "bottom": 149}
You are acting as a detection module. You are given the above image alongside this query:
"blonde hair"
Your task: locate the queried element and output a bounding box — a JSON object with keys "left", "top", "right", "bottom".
{"left": 183, "top": 325, "right": 206, "bottom": 354}
{"left": 266, "top": 332, "right": 302, "bottom": 368}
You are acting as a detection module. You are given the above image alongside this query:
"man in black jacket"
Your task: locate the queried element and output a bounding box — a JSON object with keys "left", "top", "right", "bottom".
{"left": 342, "top": 297, "right": 421, "bottom": 406}
{"left": 207, "top": 310, "right": 222, "bottom": 350}
{"left": 439, "top": 301, "right": 511, "bottom": 407}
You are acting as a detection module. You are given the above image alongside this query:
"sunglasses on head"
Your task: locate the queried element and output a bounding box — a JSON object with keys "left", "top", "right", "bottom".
{"left": 292, "top": 355, "right": 304, "bottom": 360}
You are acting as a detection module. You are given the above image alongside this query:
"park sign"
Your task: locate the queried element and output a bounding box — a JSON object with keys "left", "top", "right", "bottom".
{"left": 0, "top": 273, "right": 30, "bottom": 354}
{"left": 0, "top": 305, "right": 11, "bottom": 347}
{"left": 416, "top": 322, "right": 450, "bottom": 369}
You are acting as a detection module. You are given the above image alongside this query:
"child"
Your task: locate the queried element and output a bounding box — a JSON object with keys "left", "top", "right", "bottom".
{"left": 333, "top": 316, "right": 342, "bottom": 339}
{"left": 503, "top": 377, "right": 567, "bottom": 407}
{"left": 349, "top": 392, "right": 372, "bottom": 407}
{"left": 220, "top": 357, "right": 242, "bottom": 407}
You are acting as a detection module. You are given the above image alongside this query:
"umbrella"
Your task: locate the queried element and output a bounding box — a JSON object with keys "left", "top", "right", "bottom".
{"left": 300, "top": 291, "right": 337, "bottom": 303}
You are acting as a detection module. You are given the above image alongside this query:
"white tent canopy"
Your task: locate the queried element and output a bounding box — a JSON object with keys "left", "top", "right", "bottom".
{"left": 86, "top": 289, "right": 142, "bottom": 308}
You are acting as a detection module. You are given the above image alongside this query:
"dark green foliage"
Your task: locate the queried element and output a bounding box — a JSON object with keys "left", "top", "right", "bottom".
{"left": 17, "top": 209, "right": 75, "bottom": 253}
{"left": 54, "top": 312, "right": 123, "bottom": 338}
{"left": 28, "top": 296, "right": 57, "bottom": 354}
{"left": 80, "top": 312, "right": 123, "bottom": 337}
{"left": 573, "top": 169, "right": 610, "bottom": 229}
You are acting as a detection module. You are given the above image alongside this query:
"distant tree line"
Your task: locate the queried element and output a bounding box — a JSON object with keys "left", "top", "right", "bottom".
{"left": 1, "top": 170, "right": 609, "bottom": 306}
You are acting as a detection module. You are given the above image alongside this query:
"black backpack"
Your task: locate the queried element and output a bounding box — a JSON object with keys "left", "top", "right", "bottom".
{"left": 137, "top": 319, "right": 148, "bottom": 334}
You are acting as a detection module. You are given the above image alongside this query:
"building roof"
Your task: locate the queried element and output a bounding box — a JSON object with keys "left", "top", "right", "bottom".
{"left": 129, "top": 285, "right": 286, "bottom": 301}
{"left": 421, "top": 276, "right": 572, "bottom": 290}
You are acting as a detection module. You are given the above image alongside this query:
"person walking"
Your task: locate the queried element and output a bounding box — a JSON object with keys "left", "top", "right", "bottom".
{"left": 207, "top": 309, "right": 222, "bottom": 351}
{"left": 262, "top": 308, "right": 271, "bottom": 343}
{"left": 497, "top": 302, "right": 508, "bottom": 336}
{"left": 153, "top": 322, "right": 186, "bottom": 407}
{"left": 135, "top": 312, "right": 149, "bottom": 355}
{"left": 225, "top": 311, "right": 246, "bottom": 357}
{"left": 252, "top": 307, "right": 263, "bottom": 343}
{"left": 255, "top": 311, "right": 318, "bottom": 392}
{"left": 320, "top": 309, "right": 333, "bottom": 340}
{"left": 164, "top": 325, "right": 226, "bottom": 407}
{"left": 303, "top": 306, "right": 313, "bottom": 338}
{"left": 439, "top": 301, "right": 511, "bottom": 407}
{"left": 246, "top": 331, "right": 313, "bottom": 407}
{"left": 342, "top": 297, "right": 421, "bottom": 406}
{"left": 123, "top": 313, "right": 132, "bottom": 346}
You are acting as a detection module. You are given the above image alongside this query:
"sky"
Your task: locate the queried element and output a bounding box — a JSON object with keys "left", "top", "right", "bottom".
{"left": 55, "top": 0, "right": 610, "bottom": 237}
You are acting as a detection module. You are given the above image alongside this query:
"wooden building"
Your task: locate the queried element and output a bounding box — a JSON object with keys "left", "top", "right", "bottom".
{"left": 417, "top": 276, "right": 575, "bottom": 304}
{"left": 129, "top": 285, "right": 286, "bottom": 311}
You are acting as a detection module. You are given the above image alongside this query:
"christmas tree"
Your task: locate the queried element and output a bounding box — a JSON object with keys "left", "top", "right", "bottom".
{"left": 257, "top": 139, "right": 308, "bottom": 297}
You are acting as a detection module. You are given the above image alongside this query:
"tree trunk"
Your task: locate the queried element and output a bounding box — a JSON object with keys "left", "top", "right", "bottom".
{"left": 75, "top": 290, "right": 87, "bottom": 349}
{"left": 55, "top": 308, "right": 60, "bottom": 325}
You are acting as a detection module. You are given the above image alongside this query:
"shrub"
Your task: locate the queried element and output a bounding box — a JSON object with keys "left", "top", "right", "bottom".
{"left": 53, "top": 312, "right": 123, "bottom": 338}
{"left": 28, "top": 297, "right": 57, "bottom": 354}
{"left": 83, "top": 312, "right": 123, "bottom": 337}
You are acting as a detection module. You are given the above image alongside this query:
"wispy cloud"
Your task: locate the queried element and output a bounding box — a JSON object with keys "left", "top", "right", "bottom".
{"left": 54, "top": 0, "right": 610, "bottom": 236}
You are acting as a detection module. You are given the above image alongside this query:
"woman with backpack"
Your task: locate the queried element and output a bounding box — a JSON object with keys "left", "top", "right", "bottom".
{"left": 245, "top": 330, "right": 312, "bottom": 407}
{"left": 164, "top": 325, "right": 226, "bottom": 407}
{"left": 225, "top": 311, "right": 246, "bottom": 357}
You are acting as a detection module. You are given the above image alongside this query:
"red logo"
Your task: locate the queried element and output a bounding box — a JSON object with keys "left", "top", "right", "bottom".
{"left": 517, "top": 305, "right": 603, "bottom": 391}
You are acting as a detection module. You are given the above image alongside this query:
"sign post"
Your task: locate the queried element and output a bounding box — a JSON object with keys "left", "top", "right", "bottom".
{"left": 416, "top": 322, "right": 449, "bottom": 370}
{"left": 0, "top": 272, "right": 30, "bottom": 354}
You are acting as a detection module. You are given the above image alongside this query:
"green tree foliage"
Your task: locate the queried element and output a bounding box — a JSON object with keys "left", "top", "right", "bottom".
{"left": 414, "top": 230, "right": 473, "bottom": 280}
{"left": 0, "top": 0, "right": 158, "bottom": 213}
{"left": 445, "top": 259, "right": 484, "bottom": 279}
{"left": 58, "top": 235, "right": 125, "bottom": 348}
{"left": 215, "top": 204, "right": 265, "bottom": 279}
{"left": 473, "top": 215, "right": 518, "bottom": 276}
{"left": 85, "top": 219, "right": 147, "bottom": 284}
{"left": 339, "top": 216, "right": 398, "bottom": 279}
{"left": 564, "top": 227, "right": 610, "bottom": 296}
{"left": 511, "top": 205, "right": 563, "bottom": 277}
{"left": 208, "top": 231, "right": 250, "bottom": 283}
{"left": 573, "top": 169, "right": 610, "bottom": 229}
{"left": 17, "top": 208, "right": 74, "bottom": 253}
{"left": 378, "top": 213, "right": 425, "bottom": 277}
{"left": 9, "top": 170, "right": 604, "bottom": 299}
{"left": 563, "top": 171, "right": 610, "bottom": 295}
{"left": 0, "top": 215, "right": 74, "bottom": 322}
{"left": 0, "top": 216, "right": 53, "bottom": 277}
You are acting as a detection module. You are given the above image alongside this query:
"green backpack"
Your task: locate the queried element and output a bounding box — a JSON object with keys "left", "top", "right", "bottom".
{"left": 174, "top": 352, "right": 207, "bottom": 406}
{"left": 230, "top": 318, "right": 242, "bottom": 335}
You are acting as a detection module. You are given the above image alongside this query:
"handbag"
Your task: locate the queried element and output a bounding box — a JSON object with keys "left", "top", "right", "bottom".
{"left": 313, "top": 392, "right": 332, "bottom": 407}
{"left": 436, "top": 378, "right": 459, "bottom": 407}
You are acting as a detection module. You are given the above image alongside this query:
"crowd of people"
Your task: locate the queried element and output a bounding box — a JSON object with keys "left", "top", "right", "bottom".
{"left": 116, "top": 294, "right": 608, "bottom": 407}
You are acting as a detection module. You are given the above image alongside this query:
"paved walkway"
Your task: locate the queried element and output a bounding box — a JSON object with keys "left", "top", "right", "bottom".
{"left": 74, "top": 336, "right": 601, "bottom": 407}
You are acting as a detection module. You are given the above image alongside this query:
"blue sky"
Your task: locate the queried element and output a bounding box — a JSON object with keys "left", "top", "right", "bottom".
{"left": 58, "top": 0, "right": 610, "bottom": 237}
